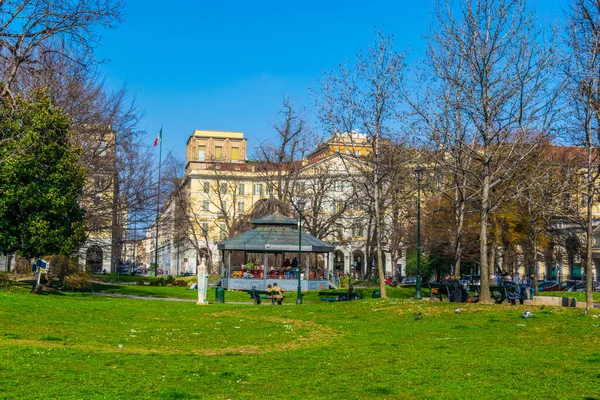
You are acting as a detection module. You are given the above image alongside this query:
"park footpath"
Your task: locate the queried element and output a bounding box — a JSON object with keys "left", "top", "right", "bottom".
{"left": 92, "top": 292, "right": 288, "bottom": 305}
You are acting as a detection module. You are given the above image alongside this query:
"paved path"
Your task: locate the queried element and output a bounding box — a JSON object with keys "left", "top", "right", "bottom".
{"left": 92, "top": 292, "right": 289, "bottom": 305}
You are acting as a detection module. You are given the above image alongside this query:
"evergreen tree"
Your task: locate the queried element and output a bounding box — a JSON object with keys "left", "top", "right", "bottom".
{"left": 0, "top": 90, "right": 86, "bottom": 258}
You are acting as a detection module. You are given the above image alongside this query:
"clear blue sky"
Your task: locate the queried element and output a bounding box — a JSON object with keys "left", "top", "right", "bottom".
{"left": 95, "top": 0, "right": 567, "bottom": 161}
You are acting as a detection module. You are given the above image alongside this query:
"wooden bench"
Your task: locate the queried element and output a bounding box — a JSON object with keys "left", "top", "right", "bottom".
{"left": 423, "top": 282, "right": 452, "bottom": 302}
{"left": 246, "top": 289, "right": 283, "bottom": 305}
{"left": 318, "top": 291, "right": 360, "bottom": 302}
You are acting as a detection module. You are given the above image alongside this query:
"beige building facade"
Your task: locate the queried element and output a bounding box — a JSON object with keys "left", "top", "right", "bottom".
{"left": 153, "top": 130, "right": 402, "bottom": 278}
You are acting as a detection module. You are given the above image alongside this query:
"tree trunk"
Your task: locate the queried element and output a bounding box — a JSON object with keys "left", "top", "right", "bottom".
{"left": 110, "top": 169, "right": 121, "bottom": 274}
{"left": 453, "top": 185, "right": 465, "bottom": 278}
{"left": 586, "top": 161, "right": 594, "bottom": 308}
{"left": 532, "top": 232, "right": 539, "bottom": 297}
{"left": 374, "top": 170, "right": 387, "bottom": 298}
{"left": 478, "top": 169, "right": 492, "bottom": 304}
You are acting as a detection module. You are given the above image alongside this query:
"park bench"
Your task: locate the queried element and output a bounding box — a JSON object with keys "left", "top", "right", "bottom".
{"left": 318, "top": 291, "right": 360, "bottom": 302}
{"left": 490, "top": 284, "right": 525, "bottom": 305}
{"left": 423, "top": 282, "right": 452, "bottom": 302}
{"left": 246, "top": 289, "right": 283, "bottom": 305}
{"left": 468, "top": 284, "right": 526, "bottom": 304}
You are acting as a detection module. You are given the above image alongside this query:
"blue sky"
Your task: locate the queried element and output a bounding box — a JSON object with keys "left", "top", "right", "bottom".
{"left": 95, "top": 0, "right": 568, "bottom": 161}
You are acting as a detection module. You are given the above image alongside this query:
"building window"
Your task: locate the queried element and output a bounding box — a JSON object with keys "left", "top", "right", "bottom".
{"left": 201, "top": 222, "right": 209, "bottom": 235}
{"left": 335, "top": 201, "right": 344, "bottom": 213}
{"left": 198, "top": 145, "right": 206, "bottom": 161}
{"left": 237, "top": 201, "right": 245, "bottom": 213}
{"left": 219, "top": 223, "right": 227, "bottom": 241}
{"left": 238, "top": 183, "right": 245, "bottom": 195}
{"left": 220, "top": 200, "right": 228, "bottom": 215}
{"left": 267, "top": 183, "right": 274, "bottom": 195}
{"left": 254, "top": 183, "right": 263, "bottom": 195}
{"left": 336, "top": 225, "right": 344, "bottom": 241}
{"left": 202, "top": 200, "right": 209, "bottom": 211}
{"left": 98, "top": 140, "right": 108, "bottom": 157}
{"left": 220, "top": 182, "right": 228, "bottom": 194}
{"left": 352, "top": 224, "right": 363, "bottom": 238}
{"left": 232, "top": 147, "right": 239, "bottom": 161}
{"left": 203, "top": 182, "right": 210, "bottom": 193}
{"left": 215, "top": 146, "right": 223, "bottom": 160}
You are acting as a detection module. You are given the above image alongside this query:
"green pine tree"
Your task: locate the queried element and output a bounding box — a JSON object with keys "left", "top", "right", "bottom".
{"left": 0, "top": 90, "right": 87, "bottom": 258}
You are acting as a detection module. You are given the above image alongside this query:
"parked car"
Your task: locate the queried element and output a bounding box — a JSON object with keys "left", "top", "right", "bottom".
{"left": 566, "top": 282, "right": 587, "bottom": 292}
{"left": 537, "top": 280, "right": 557, "bottom": 292}
{"left": 566, "top": 282, "right": 600, "bottom": 292}
{"left": 544, "top": 280, "right": 579, "bottom": 292}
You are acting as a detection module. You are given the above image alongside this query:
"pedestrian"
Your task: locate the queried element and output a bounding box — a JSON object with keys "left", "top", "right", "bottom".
{"left": 525, "top": 274, "right": 534, "bottom": 299}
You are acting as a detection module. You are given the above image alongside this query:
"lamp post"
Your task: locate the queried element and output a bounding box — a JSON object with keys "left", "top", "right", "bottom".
{"left": 296, "top": 199, "right": 306, "bottom": 305}
{"left": 414, "top": 165, "right": 423, "bottom": 300}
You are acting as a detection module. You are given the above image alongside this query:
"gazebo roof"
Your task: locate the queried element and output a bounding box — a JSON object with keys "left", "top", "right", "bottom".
{"left": 218, "top": 214, "right": 334, "bottom": 253}
{"left": 250, "top": 213, "right": 297, "bottom": 226}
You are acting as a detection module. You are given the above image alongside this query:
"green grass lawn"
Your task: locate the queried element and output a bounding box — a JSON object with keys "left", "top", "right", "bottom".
{"left": 1, "top": 286, "right": 599, "bottom": 399}
{"left": 90, "top": 282, "right": 402, "bottom": 303}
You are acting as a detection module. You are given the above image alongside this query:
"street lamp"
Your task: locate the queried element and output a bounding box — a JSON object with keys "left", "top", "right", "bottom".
{"left": 414, "top": 165, "right": 423, "bottom": 300}
{"left": 296, "top": 199, "right": 306, "bottom": 305}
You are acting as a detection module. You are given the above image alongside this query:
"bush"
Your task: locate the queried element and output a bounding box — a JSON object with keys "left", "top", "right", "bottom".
{"left": 149, "top": 277, "right": 165, "bottom": 286}
{"left": 339, "top": 275, "right": 349, "bottom": 289}
{"left": 48, "top": 255, "right": 79, "bottom": 282}
{"left": 165, "top": 275, "right": 174, "bottom": 285}
{"left": 63, "top": 272, "right": 91, "bottom": 292}
{"left": 0, "top": 273, "right": 15, "bottom": 291}
{"left": 172, "top": 280, "right": 188, "bottom": 287}
{"left": 136, "top": 281, "right": 146, "bottom": 286}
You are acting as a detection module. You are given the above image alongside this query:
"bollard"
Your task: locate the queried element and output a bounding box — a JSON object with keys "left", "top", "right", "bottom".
{"left": 215, "top": 286, "right": 225, "bottom": 304}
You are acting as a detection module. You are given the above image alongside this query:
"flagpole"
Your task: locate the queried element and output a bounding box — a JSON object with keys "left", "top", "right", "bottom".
{"left": 154, "top": 127, "right": 163, "bottom": 277}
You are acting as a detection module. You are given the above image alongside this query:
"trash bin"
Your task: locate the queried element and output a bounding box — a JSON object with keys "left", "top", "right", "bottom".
{"left": 372, "top": 289, "right": 381, "bottom": 299}
{"left": 215, "top": 286, "right": 225, "bottom": 303}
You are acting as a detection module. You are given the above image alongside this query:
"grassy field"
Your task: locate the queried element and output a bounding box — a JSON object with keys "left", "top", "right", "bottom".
{"left": 1, "top": 285, "right": 600, "bottom": 400}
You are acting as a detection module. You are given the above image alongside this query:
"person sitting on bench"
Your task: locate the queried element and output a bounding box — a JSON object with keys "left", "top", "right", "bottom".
{"left": 268, "top": 283, "right": 285, "bottom": 305}
{"left": 250, "top": 286, "right": 261, "bottom": 304}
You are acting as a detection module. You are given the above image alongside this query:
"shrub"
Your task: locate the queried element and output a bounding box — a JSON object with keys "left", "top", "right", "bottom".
{"left": 48, "top": 255, "right": 79, "bottom": 282}
{"left": 136, "top": 281, "right": 146, "bottom": 286}
{"left": 0, "top": 273, "right": 15, "bottom": 291}
{"left": 63, "top": 272, "right": 91, "bottom": 292}
{"left": 165, "top": 275, "right": 175, "bottom": 285}
{"left": 149, "top": 277, "right": 165, "bottom": 286}
{"left": 339, "top": 275, "right": 349, "bottom": 289}
{"left": 172, "top": 280, "right": 188, "bottom": 287}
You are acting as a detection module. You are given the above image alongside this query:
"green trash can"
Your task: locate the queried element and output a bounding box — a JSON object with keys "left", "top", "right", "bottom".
{"left": 215, "top": 286, "right": 225, "bottom": 303}
{"left": 372, "top": 289, "right": 381, "bottom": 299}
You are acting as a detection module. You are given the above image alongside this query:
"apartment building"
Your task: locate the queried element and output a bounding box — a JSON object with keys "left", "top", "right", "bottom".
{"left": 153, "top": 130, "right": 402, "bottom": 278}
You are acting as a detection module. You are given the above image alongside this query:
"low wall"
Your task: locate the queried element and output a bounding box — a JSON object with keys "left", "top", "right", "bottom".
{"left": 523, "top": 296, "right": 578, "bottom": 307}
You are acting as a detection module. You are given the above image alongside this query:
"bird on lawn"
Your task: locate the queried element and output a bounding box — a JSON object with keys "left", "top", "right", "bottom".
{"left": 414, "top": 312, "right": 422, "bottom": 321}
{"left": 585, "top": 308, "right": 589, "bottom": 316}
{"left": 455, "top": 308, "right": 461, "bottom": 314}
{"left": 523, "top": 311, "right": 532, "bottom": 319}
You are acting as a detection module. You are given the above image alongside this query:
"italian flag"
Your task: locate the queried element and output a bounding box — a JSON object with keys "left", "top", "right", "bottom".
{"left": 154, "top": 127, "right": 162, "bottom": 147}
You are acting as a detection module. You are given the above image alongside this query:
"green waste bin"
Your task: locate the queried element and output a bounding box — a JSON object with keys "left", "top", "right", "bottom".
{"left": 372, "top": 289, "right": 381, "bottom": 299}
{"left": 215, "top": 286, "right": 225, "bottom": 303}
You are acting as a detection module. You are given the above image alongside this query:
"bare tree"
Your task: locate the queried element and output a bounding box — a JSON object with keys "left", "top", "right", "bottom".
{"left": 0, "top": 0, "right": 123, "bottom": 101}
{"left": 413, "top": 0, "right": 559, "bottom": 303}
{"left": 563, "top": 0, "right": 600, "bottom": 308}
{"left": 255, "top": 97, "right": 312, "bottom": 205}
{"left": 315, "top": 30, "right": 407, "bottom": 298}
